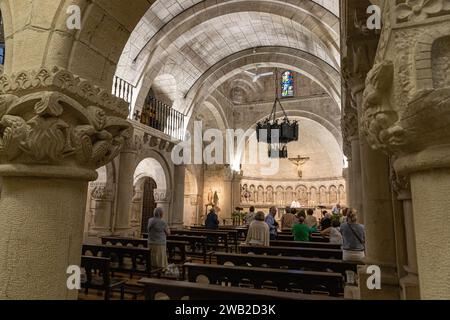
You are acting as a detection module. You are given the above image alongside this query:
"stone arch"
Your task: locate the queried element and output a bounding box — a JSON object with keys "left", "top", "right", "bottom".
{"left": 310, "top": 186, "right": 318, "bottom": 206}
{"left": 275, "top": 186, "right": 284, "bottom": 206}
{"left": 329, "top": 185, "right": 338, "bottom": 205}
{"left": 338, "top": 184, "right": 346, "bottom": 206}
{"left": 183, "top": 167, "right": 200, "bottom": 227}
{"left": 235, "top": 114, "right": 343, "bottom": 172}
{"left": 117, "top": 0, "right": 340, "bottom": 86}
{"left": 414, "top": 30, "right": 450, "bottom": 91}
{"left": 319, "top": 185, "right": 327, "bottom": 205}
{"left": 177, "top": 47, "right": 340, "bottom": 121}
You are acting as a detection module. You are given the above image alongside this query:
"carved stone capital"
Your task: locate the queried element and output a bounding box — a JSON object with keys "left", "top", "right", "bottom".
{"left": 0, "top": 67, "right": 131, "bottom": 180}
{"left": 361, "top": 6, "right": 450, "bottom": 174}
{"left": 154, "top": 189, "right": 171, "bottom": 203}
{"left": 90, "top": 182, "right": 115, "bottom": 201}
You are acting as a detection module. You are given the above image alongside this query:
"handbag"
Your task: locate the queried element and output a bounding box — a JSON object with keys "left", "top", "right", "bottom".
{"left": 348, "top": 223, "right": 365, "bottom": 248}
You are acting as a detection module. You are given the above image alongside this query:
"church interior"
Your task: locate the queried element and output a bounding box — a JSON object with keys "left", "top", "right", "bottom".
{"left": 0, "top": 0, "right": 449, "bottom": 301}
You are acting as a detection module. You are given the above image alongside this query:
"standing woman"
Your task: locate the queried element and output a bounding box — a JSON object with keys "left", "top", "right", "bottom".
{"left": 147, "top": 207, "right": 171, "bottom": 270}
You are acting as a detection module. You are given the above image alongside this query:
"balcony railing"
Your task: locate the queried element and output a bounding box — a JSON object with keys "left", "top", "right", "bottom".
{"left": 113, "top": 76, "right": 134, "bottom": 112}
{"left": 139, "top": 96, "right": 185, "bottom": 141}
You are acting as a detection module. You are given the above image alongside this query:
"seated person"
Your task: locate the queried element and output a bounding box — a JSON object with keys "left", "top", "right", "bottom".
{"left": 292, "top": 216, "right": 312, "bottom": 242}
{"left": 305, "top": 209, "right": 318, "bottom": 229}
{"left": 281, "top": 208, "right": 298, "bottom": 231}
{"left": 321, "top": 219, "right": 343, "bottom": 245}
{"left": 320, "top": 211, "right": 332, "bottom": 230}
{"left": 245, "top": 212, "right": 270, "bottom": 246}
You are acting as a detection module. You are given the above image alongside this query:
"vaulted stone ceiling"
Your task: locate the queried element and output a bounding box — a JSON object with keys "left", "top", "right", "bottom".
{"left": 115, "top": 0, "right": 341, "bottom": 116}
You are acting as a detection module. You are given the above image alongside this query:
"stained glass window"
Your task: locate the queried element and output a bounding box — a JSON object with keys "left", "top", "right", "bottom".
{"left": 281, "top": 71, "right": 294, "bottom": 98}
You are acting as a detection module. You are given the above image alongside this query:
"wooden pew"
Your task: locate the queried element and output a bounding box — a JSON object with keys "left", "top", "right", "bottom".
{"left": 82, "top": 244, "right": 153, "bottom": 279}
{"left": 172, "top": 229, "right": 230, "bottom": 253}
{"left": 191, "top": 225, "right": 247, "bottom": 242}
{"left": 184, "top": 263, "right": 343, "bottom": 296}
{"left": 81, "top": 256, "right": 127, "bottom": 300}
{"left": 188, "top": 227, "right": 239, "bottom": 252}
{"left": 215, "top": 252, "right": 357, "bottom": 281}
{"left": 138, "top": 278, "right": 343, "bottom": 300}
{"left": 240, "top": 245, "right": 343, "bottom": 259}
{"left": 271, "top": 240, "right": 341, "bottom": 250}
{"left": 100, "top": 236, "right": 190, "bottom": 265}
{"left": 277, "top": 234, "right": 330, "bottom": 243}
{"left": 167, "top": 235, "right": 212, "bottom": 263}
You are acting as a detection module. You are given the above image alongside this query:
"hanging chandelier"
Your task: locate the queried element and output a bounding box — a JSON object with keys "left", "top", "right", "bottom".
{"left": 256, "top": 69, "right": 299, "bottom": 158}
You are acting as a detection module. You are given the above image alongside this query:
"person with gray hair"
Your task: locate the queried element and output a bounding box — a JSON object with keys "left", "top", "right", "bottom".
{"left": 147, "top": 207, "right": 171, "bottom": 270}
{"left": 245, "top": 211, "right": 270, "bottom": 246}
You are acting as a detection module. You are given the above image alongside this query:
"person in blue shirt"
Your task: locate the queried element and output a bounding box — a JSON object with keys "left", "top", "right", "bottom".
{"left": 265, "top": 206, "right": 279, "bottom": 240}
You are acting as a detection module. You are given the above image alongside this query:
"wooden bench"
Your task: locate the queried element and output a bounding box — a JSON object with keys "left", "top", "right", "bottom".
{"left": 184, "top": 263, "right": 343, "bottom": 296}
{"left": 215, "top": 252, "right": 357, "bottom": 281}
{"left": 82, "top": 244, "right": 154, "bottom": 279}
{"left": 167, "top": 235, "right": 212, "bottom": 263}
{"left": 138, "top": 278, "right": 343, "bottom": 300}
{"left": 277, "top": 234, "right": 330, "bottom": 243}
{"left": 100, "top": 236, "right": 190, "bottom": 265}
{"left": 172, "top": 229, "right": 230, "bottom": 253}
{"left": 188, "top": 227, "right": 239, "bottom": 252}
{"left": 191, "top": 225, "right": 246, "bottom": 243}
{"left": 240, "top": 245, "right": 343, "bottom": 259}
{"left": 81, "top": 256, "right": 127, "bottom": 300}
{"left": 271, "top": 240, "right": 341, "bottom": 250}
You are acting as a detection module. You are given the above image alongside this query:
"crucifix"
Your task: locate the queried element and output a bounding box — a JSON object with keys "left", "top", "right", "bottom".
{"left": 289, "top": 155, "right": 310, "bottom": 179}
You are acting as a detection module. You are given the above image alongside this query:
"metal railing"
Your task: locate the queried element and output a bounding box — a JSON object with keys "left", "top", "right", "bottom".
{"left": 113, "top": 76, "right": 134, "bottom": 110}
{"left": 140, "top": 96, "right": 185, "bottom": 141}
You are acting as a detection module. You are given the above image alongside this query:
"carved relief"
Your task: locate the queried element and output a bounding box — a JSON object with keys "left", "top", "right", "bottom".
{"left": 396, "top": 0, "right": 450, "bottom": 23}
{"left": 153, "top": 189, "right": 171, "bottom": 203}
{"left": 0, "top": 68, "right": 131, "bottom": 175}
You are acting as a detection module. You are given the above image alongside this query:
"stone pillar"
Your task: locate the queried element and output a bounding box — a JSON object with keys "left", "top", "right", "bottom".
{"left": 113, "top": 148, "right": 137, "bottom": 235}
{"left": 0, "top": 68, "right": 130, "bottom": 299}
{"left": 360, "top": 2, "right": 450, "bottom": 299}
{"left": 351, "top": 137, "right": 363, "bottom": 222}
{"left": 171, "top": 165, "right": 185, "bottom": 228}
{"left": 154, "top": 189, "right": 172, "bottom": 224}
{"left": 89, "top": 183, "right": 115, "bottom": 236}
{"left": 354, "top": 86, "right": 399, "bottom": 299}
{"left": 130, "top": 185, "right": 144, "bottom": 237}
{"left": 231, "top": 171, "right": 243, "bottom": 212}
{"left": 396, "top": 187, "right": 420, "bottom": 300}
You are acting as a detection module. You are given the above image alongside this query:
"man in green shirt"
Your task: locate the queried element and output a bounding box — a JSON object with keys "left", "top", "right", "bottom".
{"left": 292, "top": 216, "right": 312, "bottom": 242}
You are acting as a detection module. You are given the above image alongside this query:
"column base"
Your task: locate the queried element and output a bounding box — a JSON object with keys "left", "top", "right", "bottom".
{"left": 356, "top": 265, "right": 400, "bottom": 300}
{"left": 400, "top": 273, "right": 420, "bottom": 300}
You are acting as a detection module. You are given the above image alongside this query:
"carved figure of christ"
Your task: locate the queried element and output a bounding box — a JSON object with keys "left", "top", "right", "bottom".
{"left": 289, "top": 155, "right": 310, "bottom": 179}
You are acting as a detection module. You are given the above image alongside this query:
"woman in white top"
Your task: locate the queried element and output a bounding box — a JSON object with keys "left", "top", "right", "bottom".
{"left": 321, "top": 219, "right": 343, "bottom": 245}
{"left": 245, "top": 211, "right": 270, "bottom": 246}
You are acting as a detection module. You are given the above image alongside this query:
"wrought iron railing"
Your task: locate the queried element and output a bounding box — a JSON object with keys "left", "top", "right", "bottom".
{"left": 139, "top": 96, "right": 185, "bottom": 141}
{"left": 112, "top": 76, "right": 134, "bottom": 110}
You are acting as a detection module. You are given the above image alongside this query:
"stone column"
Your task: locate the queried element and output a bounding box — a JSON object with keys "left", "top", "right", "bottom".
{"left": 351, "top": 138, "right": 363, "bottom": 222}
{"left": 360, "top": 2, "right": 450, "bottom": 299}
{"left": 113, "top": 147, "right": 137, "bottom": 235}
{"left": 171, "top": 165, "right": 185, "bottom": 228}
{"left": 154, "top": 189, "right": 172, "bottom": 224}
{"left": 354, "top": 85, "right": 399, "bottom": 299}
{"left": 129, "top": 185, "right": 144, "bottom": 237}
{"left": 0, "top": 68, "right": 130, "bottom": 299}
{"left": 231, "top": 171, "right": 243, "bottom": 212}
{"left": 396, "top": 186, "right": 420, "bottom": 300}
{"left": 89, "top": 183, "right": 115, "bottom": 237}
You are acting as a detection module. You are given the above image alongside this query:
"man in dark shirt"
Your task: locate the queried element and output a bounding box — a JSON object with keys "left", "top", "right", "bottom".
{"left": 320, "top": 211, "right": 332, "bottom": 230}
{"left": 205, "top": 209, "right": 219, "bottom": 229}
